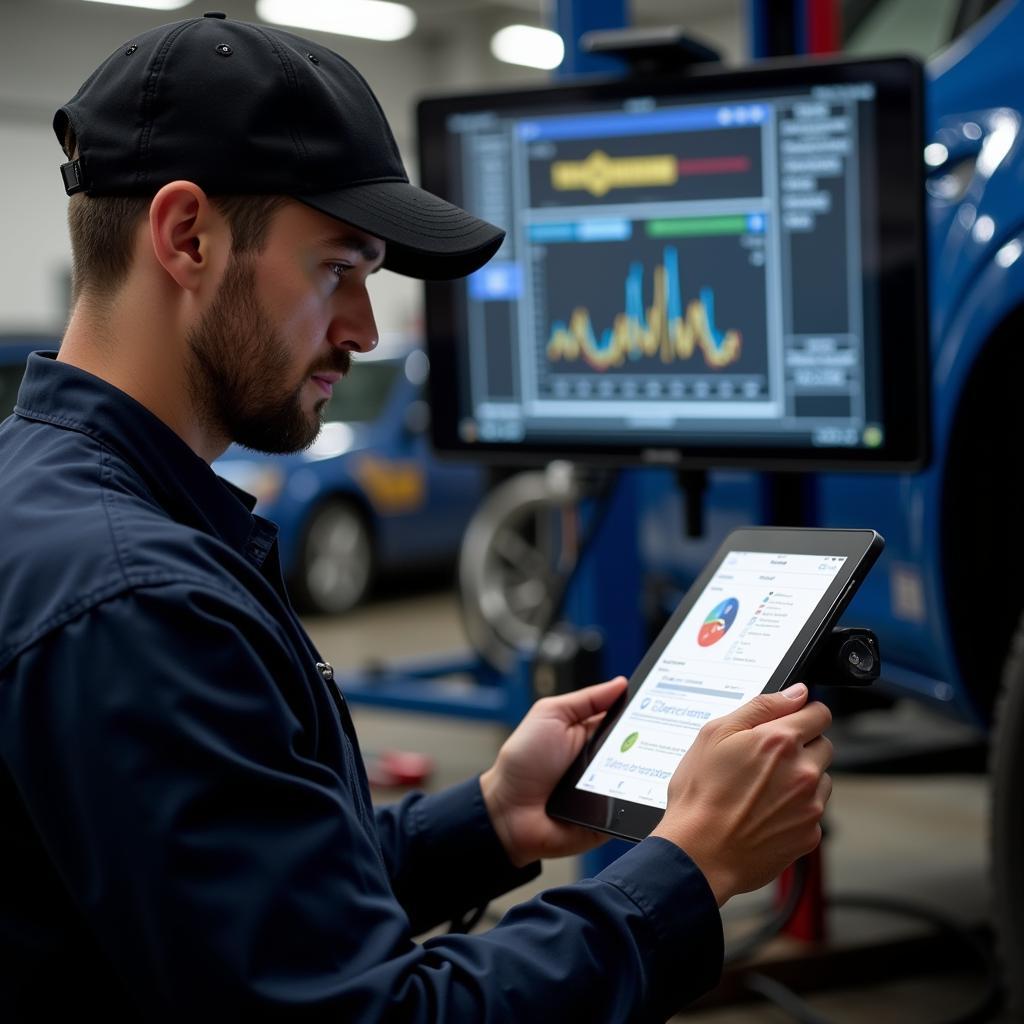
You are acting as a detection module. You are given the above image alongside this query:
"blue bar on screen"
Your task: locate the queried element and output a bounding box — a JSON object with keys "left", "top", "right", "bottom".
{"left": 528, "top": 223, "right": 576, "bottom": 243}
{"left": 468, "top": 262, "right": 522, "bottom": 301}
{"left": 576, "top": 219, "right": 632, "bottom": 241}
{"left": 517, "top": 104, "right": 769, "bottom": 142}
{"left": 528, "top": 220, "right": 633, "bottom": 244}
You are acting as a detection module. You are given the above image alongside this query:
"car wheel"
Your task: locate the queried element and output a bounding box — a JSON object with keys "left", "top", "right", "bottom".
{"left": 458, "top": 471, "right": 575, "bottom": 672}
{"left": 994, "top": 614, "right": 1024, "bottom": 1017}
{"left": 294, "top": 499, "right": 374, "bottom": 615}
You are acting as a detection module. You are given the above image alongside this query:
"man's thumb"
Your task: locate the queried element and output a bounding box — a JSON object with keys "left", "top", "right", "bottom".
{"left": 720, "top": 682, "right": 808, "bottom": 731}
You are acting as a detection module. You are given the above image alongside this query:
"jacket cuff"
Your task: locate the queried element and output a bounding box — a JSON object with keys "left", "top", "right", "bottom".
{"left": 597, "top": 837, "right": 724, "bottom": 1004}
{"left": 409, "top": 777, "right": 541, "bottom": 898}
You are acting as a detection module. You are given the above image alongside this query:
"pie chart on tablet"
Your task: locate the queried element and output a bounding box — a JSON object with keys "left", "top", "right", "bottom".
{"left": 698, "top": 598, "right": 739, "bottom": 647}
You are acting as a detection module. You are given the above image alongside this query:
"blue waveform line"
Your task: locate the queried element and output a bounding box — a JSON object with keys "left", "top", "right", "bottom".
{"left": 619, "top": 247, "right": 732, "bottom": 358}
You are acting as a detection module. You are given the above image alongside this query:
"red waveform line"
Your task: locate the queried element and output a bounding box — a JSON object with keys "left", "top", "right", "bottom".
{"left": 677, "top": 156, "right": 751, "bottom": 175}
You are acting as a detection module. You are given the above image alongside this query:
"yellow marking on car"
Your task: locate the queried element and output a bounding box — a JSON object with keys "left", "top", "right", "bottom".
{"left": 353, "top": 456, "right": 426, "bottom": 513}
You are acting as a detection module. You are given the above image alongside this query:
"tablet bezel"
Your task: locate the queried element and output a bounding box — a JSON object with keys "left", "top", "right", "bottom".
{"left": 546, "top": 526, "right": 884, "bottom": 842}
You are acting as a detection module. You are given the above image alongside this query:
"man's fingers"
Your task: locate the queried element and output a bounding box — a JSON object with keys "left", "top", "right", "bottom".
{"left": 540, "top": 676, "right": 628, "bottom": 723}
{"left": 717, "top": 682, "right": 810, "bottom": 733}
{"left": 815, "top": 771, "right": 833, "bottom": 808}
{"left": 803, "top": 734, "right": 833, "bottom": 772}
{"left": 779, "top": 701, "right": 833, "bottom": 745}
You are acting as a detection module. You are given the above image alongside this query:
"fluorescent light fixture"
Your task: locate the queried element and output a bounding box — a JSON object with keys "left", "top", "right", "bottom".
{"left": 79, "top": 0, "right": 192, "bottom": 9}
{"left": 256, "top": 0, "right": 416, "bottom": 42}
{"left": 491, "top": 25, "right": 564, "bottom": 70}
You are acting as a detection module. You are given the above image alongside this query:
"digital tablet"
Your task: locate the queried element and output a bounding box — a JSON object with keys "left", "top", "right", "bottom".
{"left": 547, "top": 527, "right": 884, "bottom": 842}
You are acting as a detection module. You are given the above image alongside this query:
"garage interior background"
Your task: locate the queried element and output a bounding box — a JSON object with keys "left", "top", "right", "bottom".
{"left": 0, "top": 0, "right": 938, "bottom": 340}
{"left": 0, "top": 1, "right": 1009, "bottom": 1023}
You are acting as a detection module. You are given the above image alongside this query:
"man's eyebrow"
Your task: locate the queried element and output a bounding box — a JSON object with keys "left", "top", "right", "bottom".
{"left": 319, "top": 233, "right": 384, "bottom": 267}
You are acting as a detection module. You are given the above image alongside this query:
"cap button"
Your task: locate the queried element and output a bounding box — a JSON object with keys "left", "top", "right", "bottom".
{"left": 204, "top": 11, "right": 227, "bottom": 17}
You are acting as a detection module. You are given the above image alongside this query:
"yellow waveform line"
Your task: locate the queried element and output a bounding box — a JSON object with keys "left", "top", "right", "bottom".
{"left": 550, "top": 149, "right": 678, "bottom": 198}
{"left": 546, "top": 264, "right": 742, "bottom": 371}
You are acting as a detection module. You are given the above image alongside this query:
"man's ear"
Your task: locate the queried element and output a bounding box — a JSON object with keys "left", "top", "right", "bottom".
{"left": 147, "top": 181, "right": 230, "bottom": 293}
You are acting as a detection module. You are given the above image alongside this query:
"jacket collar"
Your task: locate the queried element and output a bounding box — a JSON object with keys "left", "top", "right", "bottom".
{"left": 15, "top": 351, "right": 275, "bottom": 563}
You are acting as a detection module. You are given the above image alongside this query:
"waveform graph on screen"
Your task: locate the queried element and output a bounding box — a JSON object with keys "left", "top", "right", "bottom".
{"left": 546, "top": 246, "right": 743, "bottom": 372}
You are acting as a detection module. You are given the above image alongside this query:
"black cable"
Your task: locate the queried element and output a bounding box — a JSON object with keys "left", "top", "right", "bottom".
{"left": 447, "top": 903, "right": 488, "bottom": 935}
{"left": 724, "top": 854, "right": 810, "bottom": 965}
{"left": 827, "top": 894, "right": 1001, "bottom": 1024}
{"left": 742, "top": 972, "right": 833, "bottom": 1024}
{"left": 738, "top": 893, "right": 1002, "bottom": 1024}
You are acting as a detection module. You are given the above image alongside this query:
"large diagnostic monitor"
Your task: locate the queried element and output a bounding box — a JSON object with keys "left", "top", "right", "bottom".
{"left": 417, "top": 56, "right": 928, "bottom": 469}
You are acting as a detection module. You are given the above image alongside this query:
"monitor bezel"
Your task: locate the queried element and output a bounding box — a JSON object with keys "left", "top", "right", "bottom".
{"left": 417, "top": 55, "right": 929, "bottom": 472}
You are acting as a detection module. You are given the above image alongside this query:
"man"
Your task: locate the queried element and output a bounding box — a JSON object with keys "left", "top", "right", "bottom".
{"left": 0, "top": 14, "right": 832, "bottom": 1020}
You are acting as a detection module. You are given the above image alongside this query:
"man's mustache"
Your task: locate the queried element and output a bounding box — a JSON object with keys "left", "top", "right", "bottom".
{"left": 310, "top": 351, "right": 352, "bottom": 378}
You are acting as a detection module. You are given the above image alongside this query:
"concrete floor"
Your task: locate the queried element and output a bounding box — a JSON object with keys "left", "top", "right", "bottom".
{"left": 304, "top": 584, "right": 1001, "bottom": 1024}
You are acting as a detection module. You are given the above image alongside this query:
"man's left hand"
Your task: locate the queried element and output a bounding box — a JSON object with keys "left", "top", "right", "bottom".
{"left": 480, "top": 676, "right": 628, "bottom": 867}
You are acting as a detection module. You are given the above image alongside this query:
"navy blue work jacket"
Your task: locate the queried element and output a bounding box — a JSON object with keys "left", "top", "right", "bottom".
{"left": 0, "top": 353, "right": 723, "bottom": 1021}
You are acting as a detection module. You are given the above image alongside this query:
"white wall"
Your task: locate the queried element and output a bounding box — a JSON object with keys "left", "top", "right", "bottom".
{"left": 0, "top": 0, "right": 744, "bottom": 342}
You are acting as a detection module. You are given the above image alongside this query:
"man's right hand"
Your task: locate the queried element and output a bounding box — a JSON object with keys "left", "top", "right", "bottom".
{"left": 650, "top": 682, "right": 832, "bottom": 907}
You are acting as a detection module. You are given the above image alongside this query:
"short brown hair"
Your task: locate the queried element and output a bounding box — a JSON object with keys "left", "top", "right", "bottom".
{"left": 63, "top": 125, "right": 287, "bottom": 304}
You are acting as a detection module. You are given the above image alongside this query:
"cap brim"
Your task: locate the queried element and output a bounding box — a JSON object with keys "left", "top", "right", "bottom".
{"left": 294, "top": 181, "right": 504, "bottom": 281}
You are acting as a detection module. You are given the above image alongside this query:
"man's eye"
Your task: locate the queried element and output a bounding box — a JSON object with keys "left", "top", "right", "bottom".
{"left": 327, "top": 263, "right": 350, "bottom": 279}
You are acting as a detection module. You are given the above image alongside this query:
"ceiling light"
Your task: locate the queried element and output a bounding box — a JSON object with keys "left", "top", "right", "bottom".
{"left": 79, "top": 0, "right": 193, "bottom": 9}
{"left": 491, "top": 25, "right": 564, "bottom": 70}
{"left": 256, "top": 0, "right": 416, "bottom": 42}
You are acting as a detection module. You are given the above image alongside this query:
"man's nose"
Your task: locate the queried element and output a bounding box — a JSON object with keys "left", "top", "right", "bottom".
{"left": 329, "top": 285, "right": 379, "bottom": 353}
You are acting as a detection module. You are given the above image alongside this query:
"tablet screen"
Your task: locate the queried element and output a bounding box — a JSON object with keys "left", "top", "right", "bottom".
{"left": 575, "top": 549, "right": 847, "bottom": 808}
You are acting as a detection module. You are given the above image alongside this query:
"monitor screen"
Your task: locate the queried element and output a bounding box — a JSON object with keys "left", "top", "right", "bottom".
{"left": 418, "top": 56, "right": 928, "bottom": 469}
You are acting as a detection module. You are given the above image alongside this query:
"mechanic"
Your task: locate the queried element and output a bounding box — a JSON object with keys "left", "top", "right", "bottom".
{"left": 0, "top": 14, "right": 833, "bottom": 1021}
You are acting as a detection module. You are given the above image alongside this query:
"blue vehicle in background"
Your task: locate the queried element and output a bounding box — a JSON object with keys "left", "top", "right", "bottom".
{"left": 216, "top": 348, "right": 487, "bottom": 614}
{"left": 0, "top": 339, "right": 486, "bottom": 616}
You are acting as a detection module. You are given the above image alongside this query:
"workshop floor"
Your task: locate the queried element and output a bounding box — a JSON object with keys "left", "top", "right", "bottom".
{"left": 304, "top": 583, "right": 1002, "bottom": 1024}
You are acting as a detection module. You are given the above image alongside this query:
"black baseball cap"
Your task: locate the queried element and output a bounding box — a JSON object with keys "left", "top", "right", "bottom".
{"left": 54, "top": 12, "right": 504, "bottom": 281}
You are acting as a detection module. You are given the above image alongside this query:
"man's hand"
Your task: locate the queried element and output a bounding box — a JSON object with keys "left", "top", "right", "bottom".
{"left": 481, "top": 677, "right": 628, "bottom": 868}
{"left": 651, "top": 682, "right": 832, "bottom": 907}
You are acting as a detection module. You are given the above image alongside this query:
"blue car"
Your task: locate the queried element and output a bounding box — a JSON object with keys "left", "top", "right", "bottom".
{"left": 216, "top": 349, "right": 487, "bottom": 614}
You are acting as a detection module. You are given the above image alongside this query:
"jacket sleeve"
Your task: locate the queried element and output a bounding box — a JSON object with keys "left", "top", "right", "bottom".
{"left": 0, "top": 581, "right": 723, "bottom": 1022}
{"left": 374, "top": 780, "right": 541, "bottom": 934}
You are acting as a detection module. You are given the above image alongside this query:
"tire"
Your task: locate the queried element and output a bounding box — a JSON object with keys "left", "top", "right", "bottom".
{"left": 292, "top": 499, "right": 374, "bottom": 615}
{"left": 458, "top": 471, "right": 573, "bottom": 672}
{"left": 994, "top": 616, "right": 1024, "bottom": 1018}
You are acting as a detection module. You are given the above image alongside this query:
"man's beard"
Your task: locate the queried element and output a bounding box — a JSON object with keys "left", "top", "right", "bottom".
{"left": 186, "top": 255, "right": 350, "bottom": 454}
